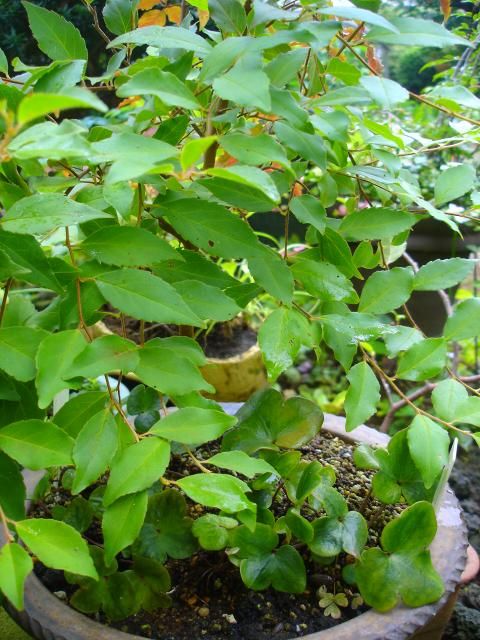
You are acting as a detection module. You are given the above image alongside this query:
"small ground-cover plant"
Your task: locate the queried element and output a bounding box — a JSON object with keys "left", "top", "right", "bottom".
{"left": 0, "top": 0, "right": 480, "bottom": 626}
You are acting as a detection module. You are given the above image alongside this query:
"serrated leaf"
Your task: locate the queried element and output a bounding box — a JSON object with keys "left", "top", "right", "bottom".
{"left": 0, "top": 543, "right": 33, "bottom": 610}
{"left": 103, "top": 491, "right": 148, "bottom": 565}
{"left": 96, "top": 269, "right": 202, "bottom": 326}
{"left": 292, "top": 257, "right": 357, "bottom": 303}
{"left": 177, "top": 473, "right": 256, "bottom": 514}
{"left": 213, "top": 66, "right": 271, "bottom": 112}
{"left": 209, "top": 0, "right": 246, "bottom": 34}
{"left": 104, "top": 437, "right": 171, "bottom": 506}
{"left": 344, "top": 362, "right": 380, "bottom": 431}
{"left": 248, "top": 246, "right": 294, "bottom": 304}
{"left": 72, "top": 410, "right": 118, "bottom": 495}
{"left": 407, "top": 415, "right": 450, "bottom": 489}
{"left": 16, "top": 518, "right": 97, "bottom": 579}
{"left": 275, "top": 122, "right": 326, "bottom": 170}
{"left": 0, "top": 419, "right": 74, "bottom": 470}
{"left": 221, "top": 132, "right": 290, "bottom": 169}
{"left": 118, "top": 69, "right": 200, "bottom": 110}
{"left": 359, "top": 267, "right": 414, "bottom": 314}
{"left": 290, "top": 195, "right": 327, "bottom": 234}
{"left": 83, "top": 226, "right": 180, "bottom": 266}
{"left": 384, "top": 326, "right": 423, "bottom": 357}
{"left": 413, "top": 258, "right": 475, "bottom": 291}
{"left": 340, "top": 208, "right": 416, "bottom": 241}
{"left": 240, "top": 544, "right": 306, "bottom": 593}
{"left": 23, "top": 1, "right": 88, "bottom": 61}
{"left": 108, "top": 26, "right": 212, "bottom": 56}
{"left": 171, "top": 280, "right": 241, "bottom": 322}
{"left": 36, "top": 330, "right": 87, "bottom": 409}
{"left": 159, "top": 199, "right": 261, "bottom": 259}
{"left": 434, "top": 165, "right": 476, "bottom": 206}
{"left": 0, "top": 452, "right": 26, "bottom": 520}
{"left": 68, "top": 335, "right": 139, "bottom": 380}
{"left": 54, "top": 392, "right": 108, "bottom": 438}
{"left": 317, "top": 6, "right": 398, "bottom": 31}
{"left": 149, "top": 408, "right": 236, "bottom": 444}
{"left": 367, "top": 16, "right": 470, "bottom": 47}
{"left": 397, "top": 338, "right": 447, "bottom": 381}
{"left": 444, "top": 298, "right": 480, "bottom": 340}
{"left": 192, "top": 514, "right": 237, "bottom": 551}
{"left": 258, "top": 307, "right": 312, "bottom": 381}
{"left": 0, "top": 327, "right": 47, "bottom": 382}
{"left": 207, "top": 451, "right": 278, "bottom": 478}
{"left": 17, "top": 90, "right": 107, "bottom": 125}
{"left": 360, "top": 76, "right": 409, "bottom": 109}
{"left": 103, "top": 0, "right": 134, "bottom": 35}
{"left": 3, "top": 194, "right": 111, "bottom": 235}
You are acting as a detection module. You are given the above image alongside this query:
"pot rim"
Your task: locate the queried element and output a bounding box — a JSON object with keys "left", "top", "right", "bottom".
{"left": 1, "top": 411, "right": 468, "bottom": 640}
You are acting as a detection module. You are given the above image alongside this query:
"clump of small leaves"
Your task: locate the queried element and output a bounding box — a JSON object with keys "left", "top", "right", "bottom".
{"left": 0, "top": 0, "right": 479, "bottom": 628}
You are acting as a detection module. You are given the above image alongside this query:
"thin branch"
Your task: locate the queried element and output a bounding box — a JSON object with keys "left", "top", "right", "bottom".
{"left": 0, "top": 278, "right": 12, "bottom": 327}
{"left": 0, "top": 505, "right": 13, "bottom": 543}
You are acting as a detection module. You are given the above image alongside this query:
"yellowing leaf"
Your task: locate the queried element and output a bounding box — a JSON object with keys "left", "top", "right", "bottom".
{"left": 139, "top": 9, "right": 166, "bottom": 27}
{"left": 199, "top": 9, "right": 209, "bottom": 29}
{"left": 165, "top": 6, "right": 182, "bottom": 24}
{"left": 139, "top": 0, "right": 162, "bottom": 9}
{"left": 440, "top": 0, "right": 451, "bottom": 21}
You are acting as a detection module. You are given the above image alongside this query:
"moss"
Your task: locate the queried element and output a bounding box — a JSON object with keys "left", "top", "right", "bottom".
{"left": 0, "top": 607, "right": 31, "bottom": 640}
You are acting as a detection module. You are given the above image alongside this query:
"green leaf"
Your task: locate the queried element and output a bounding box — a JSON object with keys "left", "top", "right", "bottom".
{"left": 248, "top": 246, "right": 294, "bottom": 304}
{"left": 127, "top": 385, "right": 160, "bottom": 416}
{"left": 397, "top": 338, "right": 448, "bottom": 381}
{"left": 275, "top": 122, "right": 326, "bottom": 169}
{"left": 68, "top": 335, "right": 139, "bottom": 379}
{"left": 134, "top": 342, "right": 214, "bottom": 396}
{"left": 310, "top": 516, "right": 343, "bottom": 557}
{"left": 213, "top": 66, "right": 271, "bottom": 112}
{"left": 103, "top": 491, "right": 148, "bottom": 565}
{"left": 317, "top": 6, "right": 398, "bottom": 32}
{"left": 440, "top": 166, "right": 477, "bottom": 210}
{"left": 103, "top": 0, "right": 134, "bottom": 35}
{"left": 241, "top": 544, "right": 306, "bottom": 593}
{"left": 135, "top": 489, "right": 196, "bottom": 562}
{"left": 290, "top": 195, "right": 327, "bottom": 234}
{"left": 384, "top": 326, "right": 423, "bottom": 357}
{"left": 149, "top": 408, "right": 236, "bottom": 445}
{"left": 413, "top": 259, "right": 476, "bottom": 291}
{"left": 0, "top": 249, "right": 30, "bottom": 280}
{"left": 0, "top": 230, "right": 62, "bottom": 292}
{"left": 355, "top": 502, "right": 443, "bottom": 612}
{"left": 222, "top": 389, "right": 323, "bottom": 454}
{"left": 0, "top": 419, "right": 74, "bottom": 470}
{"left": 207, "top": 451, "right": 278, "bottom": 478}
{"left": 444, "top": 298, "right": 480, "bottom": 341}
{"left": 201, "top": 165, "right": 280, "bottom": 211}
{"left": 72, "top": 410, "right": 118, "bottom": 495}
{"left": 108, "top": 26, "right": 212, "bottom": 56}
{"left": 177, "top": 473, "right": 256, "bottom": 514}
{"left": 342, "top": 511, "right": 368, "bottom": 558}
{"left": 23, "top": 1, "right": 88, "bottom": 61}
{"left": 368, "top": 16, "right": 471, "bottom": 47}
{"left": 0, "top": 543, "right": 33, "bottom": 610}
{"left": 344, "top": 362, "right": 380, "bottom": 431}
{"left": 221, "top": 133, "right": 290, "bottom": 169}
{"left": 171, "top": 280, "right": 241, "bottom": 322}
{"left": 3, "top": 194, "right": 111, "bottom": 235}
{"left": 96, "top": 269, "right": 202, "bottom": 326}
{"left": 16, "top": 518, "right": 97, "bottom": 579}
{"left": 258, "top": 307, "right": 312, "bottom": 381}
{"left": 285, "top": 509, "right": 314, "bottom": 544}
{"left": 407, "top": 415, "right": 450, "bottom": 490}
{"left": 360, "top": 76, "right": 409, "bottom": 109}
{"left": 159, "top": 199, "right": 261, "bottom": 259}
{"left": 180, "top": 136, "right": 218, "bottom": 171}
{"left": 17, "top": 90, "right": 107, "bottom": 125}
{"left": 118, "top": 69, "right": 200, "bottom": 110}
{"left": 292, "top": 257, "right": 357, "bottom": 303}
{"left": 0, "top": 452, "right": 25, "bottom": 520}
{"left": 0, "top": 47, "right": 8, "bottom": 75}
{"left": 192, "top": 514, "right": 238, "bottom": 551}
{"left": 359, "top": 267, "right": 414, "bottom": 314}
{"left": 83, "top": 226, "right": 180, "bottom": 267}
{"left": 54, "top": 392, "right": 108, "bottom": 438}
{"left": 340, "top": 208, "right": 416, "bottom": 241}
{"left": 209, "top": 0, "right": 246, "bottom": 34}
{"left": 0, "top": 327, "right": 47, "bottom": 382}
{"left": 36, "top": 330, "right": 87, "bottom": 409}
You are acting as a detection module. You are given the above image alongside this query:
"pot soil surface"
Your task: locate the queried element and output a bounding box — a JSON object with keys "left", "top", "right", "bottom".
{"left": 30, "top": 432, "right": 402, "bottom": 640}
{"left": 444, "top": 443, "right": 480, "bottom": 640}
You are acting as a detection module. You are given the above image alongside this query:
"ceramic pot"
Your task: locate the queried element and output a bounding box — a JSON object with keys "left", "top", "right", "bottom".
{"left": 1, "top": 412, "right": 475, "bottom": 640}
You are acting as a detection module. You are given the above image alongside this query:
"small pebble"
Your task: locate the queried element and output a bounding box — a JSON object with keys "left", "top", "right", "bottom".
{"left": 53, "top": 591, "right": 67, "bottom": 600}
{"left": 198, "top": 607, "right": 210, "bottom": 618}
{"left": 222, "top": 613, "right": 237, "bottom": 624}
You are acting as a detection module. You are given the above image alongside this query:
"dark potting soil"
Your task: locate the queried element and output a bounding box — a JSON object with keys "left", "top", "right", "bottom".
{"left": 443, "top": 444, "right": 480, "bottom": 640}
{"left": 103, "top": 314, "right": 257, "bottom": 360}
{"left": 31, "top": 432, "right": 402, "bottom": 640}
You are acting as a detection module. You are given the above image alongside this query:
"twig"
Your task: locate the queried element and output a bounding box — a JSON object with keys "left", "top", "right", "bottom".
{"left": 82, "top": 0, "right": 111, "bottom": 44}
{"left": 0, "top": 277, "right": 12, "bottom": 327}
{"left": 0, "top": 505, "right": 13, "bottom": 542}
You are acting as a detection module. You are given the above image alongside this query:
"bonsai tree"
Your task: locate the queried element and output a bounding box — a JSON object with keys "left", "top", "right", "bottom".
{"left": 0, "top": 0, "right": 479, "bottom": 623}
